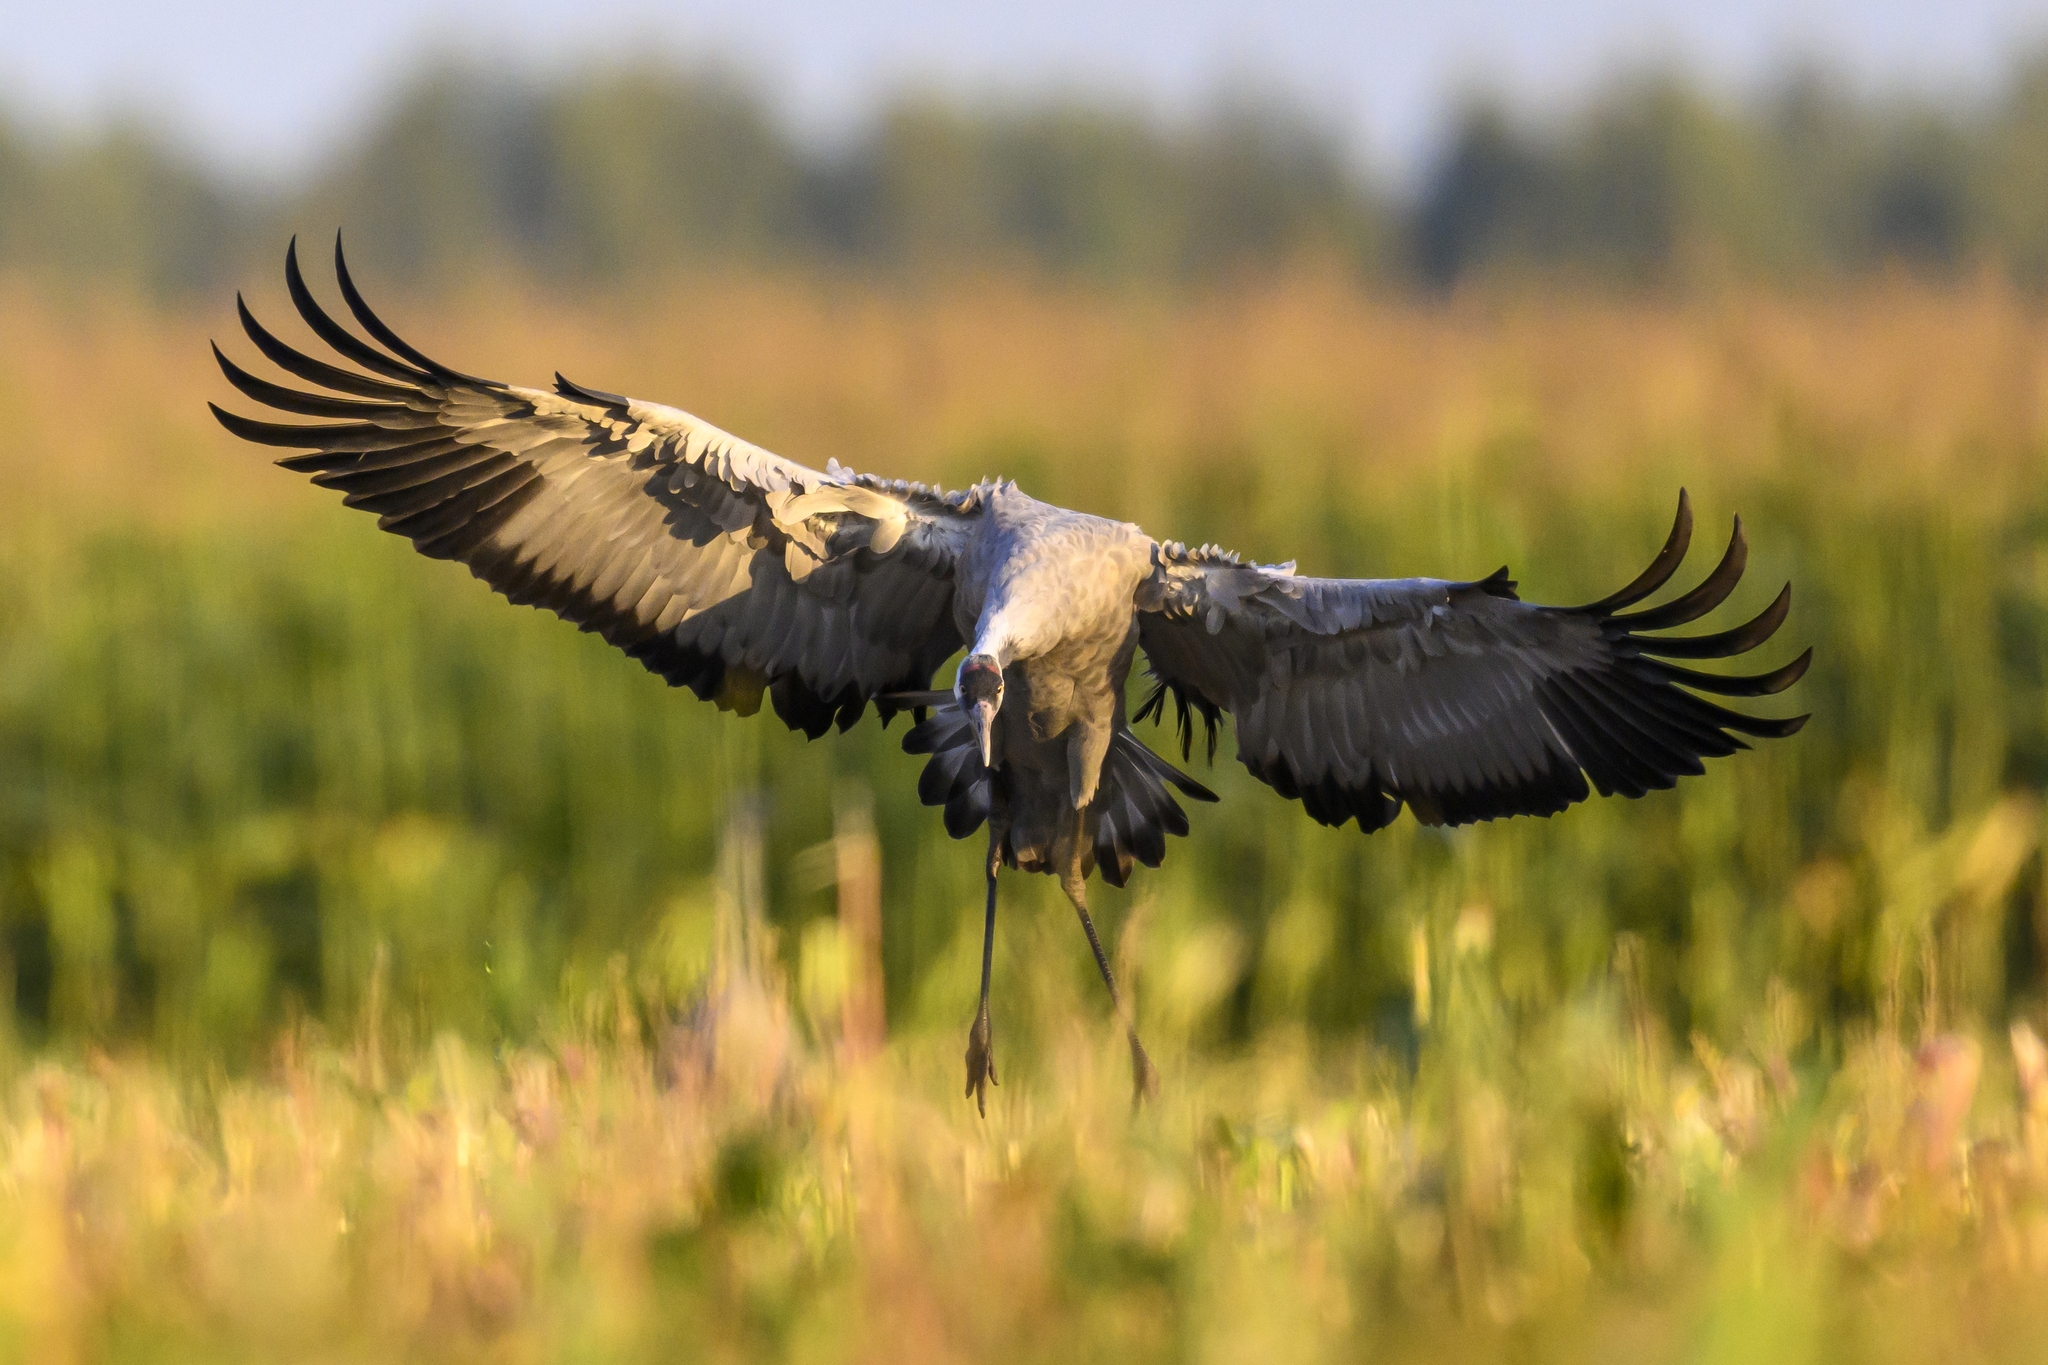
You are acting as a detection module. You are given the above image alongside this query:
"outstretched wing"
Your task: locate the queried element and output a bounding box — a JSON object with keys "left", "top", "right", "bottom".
{"left": 211, "top": 238, "right": 976, "bottom": 736}
{"left": 1134, "top": 492, "right": 1808, "bottom": 831}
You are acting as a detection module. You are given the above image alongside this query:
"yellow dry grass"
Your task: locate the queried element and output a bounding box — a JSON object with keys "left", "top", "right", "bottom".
{"left": 8, "top": 266, "right": 2048, "bottom": 525}
{"left": 1, "top": 936, "right": 2046, "bottom": 1364}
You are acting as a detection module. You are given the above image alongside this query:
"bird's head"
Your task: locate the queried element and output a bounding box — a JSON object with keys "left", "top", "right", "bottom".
{"left": 956, "top": 654, "right": 1003, "bottom": 767}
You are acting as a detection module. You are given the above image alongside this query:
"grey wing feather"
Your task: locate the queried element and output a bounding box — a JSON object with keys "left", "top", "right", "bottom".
{"left": 211, "top": 237, "right": 977, "bottom": 736}
{"left": 1135, "top": 492, "right": 1809, "bottom": 830}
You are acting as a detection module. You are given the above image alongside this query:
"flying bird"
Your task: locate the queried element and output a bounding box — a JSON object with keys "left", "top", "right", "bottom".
{"left": 211, "top": 239, "right": 1810, "bottom": 1111}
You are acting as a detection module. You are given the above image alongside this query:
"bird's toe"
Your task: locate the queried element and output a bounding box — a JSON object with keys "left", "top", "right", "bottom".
{"left": 964, "top": 1010, "right": 998, "bottom": 1116}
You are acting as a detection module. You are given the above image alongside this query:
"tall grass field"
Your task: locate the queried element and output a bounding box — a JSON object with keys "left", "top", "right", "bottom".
{"left": 0, "top": 268, "right": 2045, "bottom": 1360}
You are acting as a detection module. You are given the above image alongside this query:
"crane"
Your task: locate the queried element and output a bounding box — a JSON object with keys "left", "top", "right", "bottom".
{"left": 211, "top": 239, "right": 1810, "bottom": 1112}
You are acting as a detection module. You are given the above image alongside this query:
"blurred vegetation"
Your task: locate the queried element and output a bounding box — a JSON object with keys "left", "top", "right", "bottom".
{"left": 0, "top": 64, "right": 1381, "bottom": 293}
{"left": 0, "top": 961, "right": 2043, "bottom": 1362}
{"left": 1, "top": 268, "right": 2045, "bottom": 1068}
{"left": 3, "top": 208, "right": 2048, "bottom": 1352}
{"left": 24, "top": 54, "right": 2048, "bottom": 292}
{"left": 0, "top": 454, "right": 2019, "bottom": 1065}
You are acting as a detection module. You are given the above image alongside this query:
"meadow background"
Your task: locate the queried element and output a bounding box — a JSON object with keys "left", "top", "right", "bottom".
{"left": 5, "top": 54, "right": 2048, "bottom": 1363}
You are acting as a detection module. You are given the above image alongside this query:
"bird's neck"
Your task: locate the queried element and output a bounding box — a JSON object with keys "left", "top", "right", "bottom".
{"left": 972, "top": 565, "right": 1075, "bottom": 667}
{"left": 970, "top": 602, "right": 1042, "bottom": 669}
{"left": 969, "top": 621, "right": 1014, "bottom": 669}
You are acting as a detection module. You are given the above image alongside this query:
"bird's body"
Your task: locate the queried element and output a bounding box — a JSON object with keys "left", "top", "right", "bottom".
{"left": 212, "top": 240, "right": 1811, "bottom": 1112}
{"left": 957, "top": 485, "right": 1153, "bottom": 816}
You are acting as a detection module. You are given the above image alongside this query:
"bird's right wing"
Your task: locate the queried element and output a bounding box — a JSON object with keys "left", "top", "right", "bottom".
{"left": 1135, "top": 493, "right": 1808, "bottom": 831}
{"left": 211, "top": 239, "right": 978, "bottom": 736}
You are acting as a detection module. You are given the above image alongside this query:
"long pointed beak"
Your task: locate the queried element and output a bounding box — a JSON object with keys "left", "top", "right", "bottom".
{"left": 969, "top": 699, "right": 997, "bottom": 768}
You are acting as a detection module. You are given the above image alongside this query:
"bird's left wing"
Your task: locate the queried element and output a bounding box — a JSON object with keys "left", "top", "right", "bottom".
{"left": 211, "top": 239, "right": 976, "bottom": 736}
{"left": 1134, "top": 492, "right": 1808, "bottom": 831}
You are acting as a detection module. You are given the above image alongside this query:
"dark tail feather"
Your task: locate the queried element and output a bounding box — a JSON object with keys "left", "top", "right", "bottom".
{"left": 1119, "top": 731, "right": 1218, "bottom": 802}
{"left": 903, "top": 711, "right": 1205, "bottom": 882}
{"left": 904, "top": 704, "right": 993, "bottom": 840}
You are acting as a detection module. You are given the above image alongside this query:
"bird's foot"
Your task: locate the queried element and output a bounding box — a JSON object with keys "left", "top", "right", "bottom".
{"left": 964, "top": 1006, "right": 998, "bottom": 1116}
{"left": 1129, "top": 1033, "right": 1159, "bottom": 1109}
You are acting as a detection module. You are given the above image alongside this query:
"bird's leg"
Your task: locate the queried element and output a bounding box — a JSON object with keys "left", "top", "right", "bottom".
{"left": 964, "top": 833, "right": 1001, "bottom": 1115}
{"left": 1060, "top": 817, "right": 1158, "bottom": 1107}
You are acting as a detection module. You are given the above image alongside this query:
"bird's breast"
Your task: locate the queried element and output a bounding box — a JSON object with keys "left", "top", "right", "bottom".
{"left": 962, "top": 508, "right": 1155, "bottom": 665}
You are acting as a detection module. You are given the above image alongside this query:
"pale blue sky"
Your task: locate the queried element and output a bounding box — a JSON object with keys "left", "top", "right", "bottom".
{"left": 8, "top": 1, "right": 2047, "bottom": 183}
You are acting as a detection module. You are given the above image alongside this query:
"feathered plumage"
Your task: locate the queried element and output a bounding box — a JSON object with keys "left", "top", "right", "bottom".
{"left": 1135, "top": 495, "right": 1807, "bottom": 833}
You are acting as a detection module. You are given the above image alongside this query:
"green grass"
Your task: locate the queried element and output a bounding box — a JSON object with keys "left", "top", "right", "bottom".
{"left": 0, "top": 480, "right": 2020, "bottom": 1058}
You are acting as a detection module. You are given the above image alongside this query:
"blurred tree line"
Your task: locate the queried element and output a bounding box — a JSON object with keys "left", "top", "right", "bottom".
{"left": 8, "top": 54, "right": 2048, "bottom": 294}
